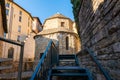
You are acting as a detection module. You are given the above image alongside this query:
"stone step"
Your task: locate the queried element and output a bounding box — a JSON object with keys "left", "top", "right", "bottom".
{"left": 0, "top": 58, "right": 13, "bottom": 62}
{"left": 52, "top": 66, "right": 85, "bottom": 70}
{"left": 59, "top": 55, "right": 76, "bottom": 60}
{"left": 58, "top": 62, "right": 76, "bottom": 66}
{"left": 52, "top": 76, "right": 88, "bottom": 80}
{"left": 0, "top": 66, "right": 12, "bottom": 70}
{"left": 59, "top": 59, "right": 75, "bottom": 62}
{"left": 0, "top": 71, "right": 33, "bottom": 79}
{"left": 52, "top": 66, "right": 87, "bottom": 74}
{"left": 51, "top": 72, "right": 88, "bottom": 76}
{"left": 0, "top": 58, "right": 13, "bottom": 67}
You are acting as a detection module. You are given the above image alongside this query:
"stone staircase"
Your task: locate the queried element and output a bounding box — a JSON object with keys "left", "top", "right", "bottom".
{"left": 30, "top": 40, "right": 113, "bottom": 80}
{"left": 0, "top": 71, "right": 33, "bottom": 80}
{"left": 30, "top": 40, "right": 94, "bottom": 80}
{"left": 0, "top": 58, "right": 13, "bottom": 74}
{"left": 48, "top": 54, "right": 93, "bottom": 80}
{"left": 0, "top": 58, "right": 33, "bottom": 80}
{"left": 58, "top": 55, "right": 78, "bottom": 66}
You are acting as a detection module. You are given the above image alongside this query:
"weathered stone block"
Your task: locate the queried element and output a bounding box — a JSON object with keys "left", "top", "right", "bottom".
{"left": 112, "top": 42, "right": 120, "bottom": 53}
{"left": 94, "top": 28, "right": 107, "bottom": 43}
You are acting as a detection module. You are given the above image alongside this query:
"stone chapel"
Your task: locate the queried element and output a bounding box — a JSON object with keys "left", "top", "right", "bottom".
{"left": 34, "top": 13, "right": 81, "bottom": 63}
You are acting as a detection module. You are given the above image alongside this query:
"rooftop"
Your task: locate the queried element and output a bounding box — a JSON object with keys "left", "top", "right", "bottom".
{"left": 43, "top": 13, "right": 73, "bottom": 25}
{"left": 48, "top": 13, "right": 68, "bottom": 19}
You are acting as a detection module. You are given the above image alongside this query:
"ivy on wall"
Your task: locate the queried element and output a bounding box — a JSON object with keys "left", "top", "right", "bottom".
{"left": 71, "top": 0, "right": 82, "bottom": 36}
{"left": 71, "top": 0, "right": 80, "bottom": 23}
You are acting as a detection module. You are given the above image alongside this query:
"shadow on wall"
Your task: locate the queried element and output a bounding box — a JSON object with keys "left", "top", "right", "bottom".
{"left": 79, "top": 0, "right": 106, "bottom": 49}
{"left": 78, "top": 0, "right": 120, "bottom": 80}
{"left": 79, "top": 0, "right": 119, "bottom": 50}
{"left": 33, "top": 36, "right": 58, "bottom": 69}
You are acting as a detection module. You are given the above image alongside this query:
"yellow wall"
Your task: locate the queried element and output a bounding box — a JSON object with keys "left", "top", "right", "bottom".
{"left": 3, "top": 0, "right": 33, "bottom": 61}
{"left": 44, "top": 18, "right": 59, "bottom": 30}
{"left": 5, "top": 0, "right": 33, "bottom": 40}
{"left": 44, "top": 18, "right": 73, "bottom": 31}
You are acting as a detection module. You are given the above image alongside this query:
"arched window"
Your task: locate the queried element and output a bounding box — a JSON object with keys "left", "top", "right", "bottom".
{"left": 8, "top": 47, "right": 14, "bottom": 58}
{"left": 66, "top": 36, "right": 69, "bottom": 50}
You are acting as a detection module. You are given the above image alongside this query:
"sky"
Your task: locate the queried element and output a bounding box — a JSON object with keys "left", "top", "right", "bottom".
{"left": 14, "top": 0, "right": 74, "bottom": 24}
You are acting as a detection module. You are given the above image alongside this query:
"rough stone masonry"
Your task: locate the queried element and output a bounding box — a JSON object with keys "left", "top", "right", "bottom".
{"left": 72, "top": 0, "right": 120, "bottom": 80}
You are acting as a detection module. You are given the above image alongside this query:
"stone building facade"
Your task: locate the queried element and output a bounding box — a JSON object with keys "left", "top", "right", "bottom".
{"left": 2, "top": 0, "right": 34, "bottom": 61}
{"left": 23, "top": 17, "right": 42, "bottom": 62}
{"left": 5, "top": 0, "right": 33, "bottom": 40}
{"left": 0, "top": 0, "right": 42, "bottom": 76}
{"left": 71, "top": 0, "right": 120, "bottom": 80}
{"left": 32, "top": 17, "right": 43, "bottom": 33}
{"left": 0, "top": 0, "right": 7, "bottom": 57}
{"left": 34, "top": 13, "right": 81, "bottom": 65}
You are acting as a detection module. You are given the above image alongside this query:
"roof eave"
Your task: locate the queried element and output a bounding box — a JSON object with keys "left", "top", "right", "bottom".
{"left": 8, "top": 0, "right": 33, "bottom": 20}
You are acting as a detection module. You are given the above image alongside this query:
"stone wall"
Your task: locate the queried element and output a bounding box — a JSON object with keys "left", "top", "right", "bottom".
{"left": 34, "top": 32, "right": 80, "bottom": 68}
{"left": 58, "top": 33, "right": 78, "bottom": 54}
{"left": 35, "top": 33, "right": 80, "bottom": 56}
{"left": 2, "top": 42, "right": 21, "bottom": 61}
{"left": 34, "top": 36, "right": 51, "bottom": 68}
{"left": 24, "top": 32, "right": 36, "bottom": 60}
{"left": 72, "top": 0, "right": 120, "bottom": 80}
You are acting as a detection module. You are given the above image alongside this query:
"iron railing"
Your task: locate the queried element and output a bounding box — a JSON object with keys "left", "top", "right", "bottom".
{"left": 0, "top": 37, "right": 24, "bottom": 80}
{"left": 30, "top": 40, "right": 58, "bottom": 80}
{"left": 86, "top": 47, "right": 112, "bottom": 80}
{"left": 75, "top": 54, "right": 79, "bottom": 66}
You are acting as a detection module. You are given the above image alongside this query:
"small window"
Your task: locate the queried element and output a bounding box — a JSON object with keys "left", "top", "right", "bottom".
{"left": 28, "top": 21, "right": 29, "bottom": 27}
{"left": 61, "top": 22, "right": 65, "bottom": 27}
{"left": 19, "top": 16, "right": 22, "bottom": 22}
{"left": 6, "top": 3, "right": 10, "bottom": 8}
{"left": 18, "top": 26, "right": 21, "bottom": 32}
{"left": 19, "top": 11, "right": 22, "bottom": 15}
{"left": 66, "top": 36, "right": 69, "bottom": 50}
{"left": 40, "top": 53, "right": 44, "bottom": 59}
{"left": 28, "top": 18, "right": 29, "bottom": 27}
{"left": 27, "top": 30, "right": 29, "bottom": 35}
{"left": 8, "top": 47, "right": 14, "bottom": 58}
{"left": 4, "top": 33, "right": 6, "bottom": 38}
{"left": 17, "top": 35, "right": 20, "bottom": 41}
{"left": 6, "top": 9, "right": 9, "bottom": 15}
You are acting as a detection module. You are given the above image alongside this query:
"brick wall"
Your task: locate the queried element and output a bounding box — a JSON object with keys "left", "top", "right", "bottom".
{"left": 72, "top": 0, "right": 120, "bottom": 79}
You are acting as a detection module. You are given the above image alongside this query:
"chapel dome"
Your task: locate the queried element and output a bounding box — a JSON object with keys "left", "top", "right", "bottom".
{"left": 46, "top": 12, "right": 70, "bottom": 20}
{"left": 49, "top": 13, "right": 66, "bottom": 18}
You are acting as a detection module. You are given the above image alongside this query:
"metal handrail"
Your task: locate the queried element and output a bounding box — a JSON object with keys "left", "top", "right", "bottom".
{"left": 30, "top": 40, "right": 58, "bottom": 80}
{"left": 0, "top": 37, "right": 23, "bottom": 46}
{"left": 86, "top": 47, "right": 112, "bottom": 80}
{"left": 75, "top": 54, "right": 79, "bottom": 66}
